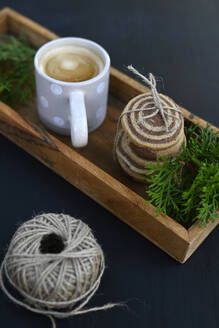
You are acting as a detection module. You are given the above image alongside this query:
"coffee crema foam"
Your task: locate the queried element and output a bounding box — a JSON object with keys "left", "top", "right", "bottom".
{"left": 38, "top": 45, "right": 104, "bottom": 82}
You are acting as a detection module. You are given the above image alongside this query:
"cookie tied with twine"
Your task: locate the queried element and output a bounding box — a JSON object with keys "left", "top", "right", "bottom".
{"left": 122, "top": 92, "right": 184, "bottom": 150}
{"left": 0, "top": 213, "right": 119, "bottom": 328}
{"left": 114, "top": 66, "right": 186, "bottom": 182}
{"left": 120, "top": 66, "right": 184, "bottom": 150}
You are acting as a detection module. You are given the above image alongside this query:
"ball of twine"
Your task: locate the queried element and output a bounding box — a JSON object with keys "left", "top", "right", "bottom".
{"left": 0, "top": 213, "right": 118, "bottom": 327}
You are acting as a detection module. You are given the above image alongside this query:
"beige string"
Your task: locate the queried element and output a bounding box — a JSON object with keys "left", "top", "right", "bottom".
{"left": 0, "top": 213, "right": 120, "bottom": 328}
{"left": 113, "top": 66, "right": 182, "bottom": 159}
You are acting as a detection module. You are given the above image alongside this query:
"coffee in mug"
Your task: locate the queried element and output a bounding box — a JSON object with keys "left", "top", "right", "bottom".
{"left": 34, "top": 37, "right": 110, "bottom": 148}
{"left": 38, "top": 45, "right": 104, "bottom": 82}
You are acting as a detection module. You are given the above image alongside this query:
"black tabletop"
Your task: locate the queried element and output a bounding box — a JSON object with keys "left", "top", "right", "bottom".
{"left": 1, "top": 1, "right": 219, "bottom": 327}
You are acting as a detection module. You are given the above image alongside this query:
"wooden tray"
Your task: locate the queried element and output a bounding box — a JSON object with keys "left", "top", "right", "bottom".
{"left": 0, "top": 7, "right": 218, "bottom": 263}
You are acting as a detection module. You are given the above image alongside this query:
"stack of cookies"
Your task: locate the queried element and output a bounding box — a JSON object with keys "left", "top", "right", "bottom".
{"left": 115, "top": 92, "right": 186, "bottom": 182}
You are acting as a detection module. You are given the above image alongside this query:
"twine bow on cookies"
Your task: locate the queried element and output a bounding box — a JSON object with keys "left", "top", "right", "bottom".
{"left": 127, "top": 65, "right": 182, "bottom": 132}
{"left": 113, "top": 66, "right": 182, "bottom": 158}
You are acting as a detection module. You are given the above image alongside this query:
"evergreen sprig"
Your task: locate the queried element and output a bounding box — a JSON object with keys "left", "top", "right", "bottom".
{"left": 145, "top": 124, "right": 219, "bottom": 226}
{"left": 0, "top": 35, "right": 36, "bottom": 107}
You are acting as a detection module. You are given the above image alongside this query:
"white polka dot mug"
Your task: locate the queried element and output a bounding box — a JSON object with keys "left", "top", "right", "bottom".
{"left": 34, "top": 37, "right": 110, "bottom": 147}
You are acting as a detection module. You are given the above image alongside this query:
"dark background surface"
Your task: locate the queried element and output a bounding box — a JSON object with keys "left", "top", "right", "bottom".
{"left": 1, "top": 1, "right": 219, "bottom": 327}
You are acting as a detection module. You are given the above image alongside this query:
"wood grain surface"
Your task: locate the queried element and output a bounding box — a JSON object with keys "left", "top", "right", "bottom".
{"left": 0, "top": 7, "right": 218, "bottom": 263}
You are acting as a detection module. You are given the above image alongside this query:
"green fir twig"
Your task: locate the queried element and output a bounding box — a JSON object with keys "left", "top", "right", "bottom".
{"left": 145, "top": 124, "right": 219, "bottom": 226}
{"left": 0, "top": 35, "right": 36, "bottom": 107}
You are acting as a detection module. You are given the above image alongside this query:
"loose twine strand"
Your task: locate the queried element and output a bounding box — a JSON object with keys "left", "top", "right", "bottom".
{"left": 0, "top": 214, "right": 121, "bottom": 328}
{"left": 113, "top": 65, "right": 182, "bottom": 159}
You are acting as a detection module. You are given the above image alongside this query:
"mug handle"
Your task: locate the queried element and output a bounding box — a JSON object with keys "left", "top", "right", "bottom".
{"left": 69, "top": 91, "right": 88, "bottom": 147}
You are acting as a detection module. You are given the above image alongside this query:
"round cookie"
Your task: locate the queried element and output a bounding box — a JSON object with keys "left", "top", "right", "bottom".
{"left": 121, "top": 92, "right": 184, "bottom": 150}
{"left": 118, "top": 129, "right": 186, "bottom": 166}
{"left": 117, "top": 154, "right": 146, "bottom": 182}
{"left": 115, "top": 129, "right": 184, "bottom": 183}
{"left": 116, "top": 130, "right": 157, "bottom": 175}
